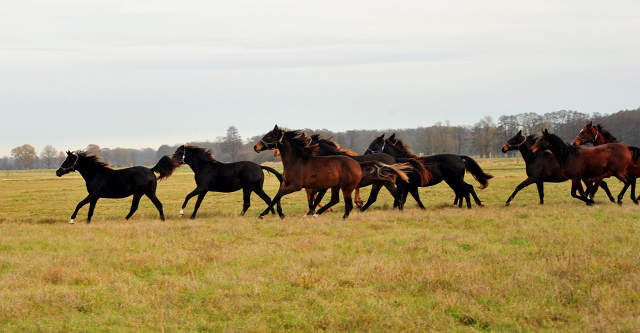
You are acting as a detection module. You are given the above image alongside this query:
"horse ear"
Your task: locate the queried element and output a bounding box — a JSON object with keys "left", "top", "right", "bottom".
{"left": 389, "top": 133, "right": 396, "bottom": 140}
{"left": 517, "top": 130, "right": 522, "bottom": 135}
{"left": 273, "top": 124, "right": 279, "bottom": 131}
{"left": 377, "top": 134, "right": 385, "bottom": 141}
{"left": 67, "top": 151, "right": 72, "bottom": 155}
{"left": 543, "top": 129, "right": 549, "bottom": 136}
{"left": 587, "top": 121, "right": 592, "bottom": 127}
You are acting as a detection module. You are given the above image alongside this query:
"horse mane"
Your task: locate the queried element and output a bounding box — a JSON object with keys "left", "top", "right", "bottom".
{"left": 596, "top": 124, "right": 619, "bottom": 143}
{"left": 387, "top": 137, "right": 419, "bottom": 158}
{"left": 76, "top": 151, "right": 112, "bottom": 169}
{"left": 546, "top": 132, "right": 574, "bottom": 154}
{"left": 526, "top": 133, "right": 539, "bottom": 144}
{"left": 182, "top": 145, "right": 218, "bottom": 163}
{"left": 312, "top": 134, "right": 357, "bottom": 156}
{"left": 284, "top": 130, "right": 319, "bottom": 156}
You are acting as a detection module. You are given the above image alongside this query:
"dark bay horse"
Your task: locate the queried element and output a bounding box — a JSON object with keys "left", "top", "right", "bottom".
{"left": 253, "top": 125, "right": 362, "bottom": 219}
{"left": 501, "top": 130, "right": 606, "bottom": 205}
{"left": 309, "top": 134, "right": 428, "bottom": 211}
{"left": 531, "top": 129, "right": 636, "bottom": 205}
{"left": 365, "top": 134, "right": 493, "bottom": 208}
{"left": 170, "top": 145, "right": 283, "bottom": 219}
{"left": 56, "top": 151, "right": 176, "bottom": 223}
{"left": 572, "top": 121, "right": 640, "bottom": 204}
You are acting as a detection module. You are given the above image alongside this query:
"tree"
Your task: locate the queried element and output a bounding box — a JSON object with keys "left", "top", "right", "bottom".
{"left": 86, "top": 144, "right": 102, "bottom": 156}
{"left": 11, "top": 144, "right": 39, "bottom": 169}
{"left": 220, "top": 126, "right": 243, "bottom": 162}
{"left": 111, "top": 148, "right": 130, "bottom": 167}
{"left": 40, "top": 145, "right": 59, "bottom": 169}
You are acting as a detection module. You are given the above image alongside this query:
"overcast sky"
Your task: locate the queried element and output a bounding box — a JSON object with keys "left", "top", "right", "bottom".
{"left": 1, "top": 0, "right": 639, "bottom": 157}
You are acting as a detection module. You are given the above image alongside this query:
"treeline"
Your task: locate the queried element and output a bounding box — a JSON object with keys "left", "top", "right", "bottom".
{"left": 2, "top": 108, "right": 639, "bottom": 170}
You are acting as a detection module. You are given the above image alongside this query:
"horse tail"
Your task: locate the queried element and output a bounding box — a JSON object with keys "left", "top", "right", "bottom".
{"left": 460, "top": 155, "right": 493, "bottom": 189}
{"left": 628, "top": 146, "right": 640, "bottom": 165}
{"left": 395, "top": 157, "right": 432, "bottom": 186}
{"left": 260, "top": 166, "right": 283, "bottom": 185}
{"left": 361, "top": 161, "right": 411, "bottom": 183}
{"left": 151, "top": 155, "right": 179, "bottom": 180}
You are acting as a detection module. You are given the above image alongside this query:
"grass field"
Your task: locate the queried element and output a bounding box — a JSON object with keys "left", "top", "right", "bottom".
{"left": 0, "top": 159, "right": 639, "bottom": 332}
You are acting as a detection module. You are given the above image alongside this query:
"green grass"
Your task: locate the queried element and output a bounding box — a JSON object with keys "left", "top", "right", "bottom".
{"left": 0, "top": 160, "right": 639, "bottom": 331}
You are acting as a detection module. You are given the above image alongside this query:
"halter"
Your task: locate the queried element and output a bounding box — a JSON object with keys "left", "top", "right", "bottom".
{"left": 504, "top": 136, "right": 527, "bottom": 150}
{"left": 366, "top": 141, "right": 386, "bottom": 153}
{"left": 261, "top": 132, "right": 285, "bottom": 150}
{"left": 58, "top": 154, "right": 79, "bottom": 174}
{"left": 575, "top": 127, "right": 599, "bottom": 145}
{"left": 179, "top": 149, "right": 186, "bottom": 164}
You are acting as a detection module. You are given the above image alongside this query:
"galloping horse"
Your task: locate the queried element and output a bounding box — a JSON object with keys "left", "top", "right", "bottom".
{"left": 531, "top": 129, "right": 636, "bottom": 205}
{"left": 572, "top": 121, "right": 640, "bottom": 204}
{"left": 309, "top": 134, "right": 428, "bottom": 211}
{"left": 501, "top": 130, "right": 605, "bottom": 205}
{"left": 170, "top": 145, "right": 283, "bottom": 219}
{"left": 365, "top": 134, "right": 493, "bottom": 208}
{"left": 254, "top": 125, "right": 362, "bottom": 219}
{"left": 56, "top": 151, "right": 176, "bottom": 223}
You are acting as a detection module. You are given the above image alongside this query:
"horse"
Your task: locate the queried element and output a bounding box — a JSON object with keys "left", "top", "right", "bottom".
{"left": 253, "top": 125, "right": 362, "bottom": 219}
{"left": 572, "top": 121, "right": 640, "bottom": 204}
{"left": 56, "top": 151, "right": 176, "bottom": 224}
{"left": 501, "top": 130, "right": 608, "bottom": 205}
{"left": 531, "top": 129, "right": 636, "bottom": 205}
{"left": 365, "top": 134, "right": 493, "bottom": 208}
{"left": 170, "top": 145, "right": 283, "bottom": 219}
{"left": 309, "top": 134, "right": 428, "bottom": 211}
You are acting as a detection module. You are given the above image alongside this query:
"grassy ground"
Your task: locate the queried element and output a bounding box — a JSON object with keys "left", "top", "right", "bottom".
{"left": 0, "top": 159, "right": 639, "bottom": 332}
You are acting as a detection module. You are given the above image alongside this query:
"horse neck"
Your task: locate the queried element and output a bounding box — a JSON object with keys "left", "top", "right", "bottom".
{"left": 595, "top": 134, "right": 612, "bottom": 146}
{"left": 517, "top": 140, "right": 536, "bottom": 162}
{"left": 277, "top": 139, "right": 306, "bottom": 168}
{"left": 185, "top": 154, "right": 215, "bottom": 173}
{"left": 317, "top": 142, "right": 348, "bottom": 157}
{"left": 384, "top": 141, "right": 411, "bottom": 158}
{"left": 546, "top": 141, "right": 571, "bottom": 165}
{"left": 75, "top": 159, "right": 101, "bottom": 180}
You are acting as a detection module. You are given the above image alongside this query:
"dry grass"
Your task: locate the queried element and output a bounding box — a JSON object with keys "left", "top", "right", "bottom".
{"left": 0, "top": 160, "right": 639, "bottom": 331}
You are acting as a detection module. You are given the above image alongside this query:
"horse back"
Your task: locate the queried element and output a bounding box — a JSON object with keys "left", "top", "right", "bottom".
{"left": 89, "top": 167, "right": 156, "bottom": 198}
{"left": 417, "top": 154, "right": 465, "bottom": 186}
{"left": 198, "top": 161, "right": 264, "bottom": 192}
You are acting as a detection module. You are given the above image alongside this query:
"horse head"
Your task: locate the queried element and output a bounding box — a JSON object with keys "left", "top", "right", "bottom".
{"left": 502, "top": 130, "right": 526, "bottom": 153}
{"left": 572, "top": 121, "right": 596, "bottom": 146}
{"left": 254, "top": 125, "right": 285, "bottom": 153}
{"left": 530, "top": 129, "right": 552, "bottom": 154}
{"left": 56, "top": 151, "right": 80, "bottom": 177}
{"left": 364, "top": 134, "right": 386, "bottom": 155}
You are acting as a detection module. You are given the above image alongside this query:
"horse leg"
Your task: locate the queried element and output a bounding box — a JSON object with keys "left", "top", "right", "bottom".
{"left": 361, "top": 182, "right": 383, "bottom": 212}
{"left": 599, "top": 180, "right": 616, "bottom": 203}
{"left": 354, "top": 188, "right": 363, "bottom": 209}
{"left": 306, "top": 189, "right": 327, "bottom": 217}
{"left": 407, "top": 186, "right": 426, "bottom": 210}
{"left": 240, "top": 188, "right": 252, "bottom": 216}
{"left": 393, "top": 180, "right": 407, "bottom": 208}
{"left": 70, "top": 194, "right": 96, "bottom": 224}
{"left": 342, "top": 187, "right": 355, "bottom": 219}
{"left": 466, "top": 182, "right": 483, "bottom": 207}
{"left": 146, "top": 192, "right": 165, "bottom": 221}
{"left": 190, "top": 192, "right": 208, "bottom": 219}
{"left": 86, "top": 198, "right": 99, "bottom": 224}
{"left": 505, "top": 177, "right": 535, "bottom": 206}
{"left": 625, "top": 175, "right": 638, "bottom": 205}
{"left": 253, "top": 187, "right": 276, "bottom": 214}
{"left": 258, "top": 182, "right": 301, "bottom": 220}
{"left": 180, "top": 187, "right": 206, "bottom": 217}
{"left": 536, "top": 182, "right": 545, "bottom": 205}
{"left": 316, "top": 186, "right": 340, "bottom": 216}
{"left": 381, "top": 181, "right": 403, "bottom": 211}
{"left": 125, "top": 194, "right": 143, "bottom": 220}
{"left": 571, "top": 179, "right": 593, "bottom": 205}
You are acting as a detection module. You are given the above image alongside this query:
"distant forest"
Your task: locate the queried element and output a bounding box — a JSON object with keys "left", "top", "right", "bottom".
{"left": 3, "top": 107, "right": 639, "bottom": 170}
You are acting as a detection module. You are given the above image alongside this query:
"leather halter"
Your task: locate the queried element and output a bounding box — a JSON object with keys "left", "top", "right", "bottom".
{"left": 261, "top": 132, "right": 285, "bottom": 150}
{"left": 575, "top": 127, "right": 599, "bottom": 145}
{"left": 366, "top": 141, "right": 386, "bottom": 153}
{"left": 58, "top": 154, "right": 79, "bottom": 174}
{"left": 504, "top": 136, "right": 527, "bottom": 150}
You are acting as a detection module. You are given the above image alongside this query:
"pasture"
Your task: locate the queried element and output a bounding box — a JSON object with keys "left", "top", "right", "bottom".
{"left": 0, "top": 159, "right": 639, "bottom": 332}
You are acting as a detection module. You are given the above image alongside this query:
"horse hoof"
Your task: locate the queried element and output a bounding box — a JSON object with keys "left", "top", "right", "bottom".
{"left": 312, "top": 214, "right": 319, "bottom": 219}
{"left": 69, "top": 219, "right": 74, "bottom": 224}
{"left": 302, "top": 215, "right": 308, "bottom": 218}
{"left": 257, "top": 215, "right": 264, "bottom": 220}
{"left": 279, "top": 215, "right": 286, "bottom": 220}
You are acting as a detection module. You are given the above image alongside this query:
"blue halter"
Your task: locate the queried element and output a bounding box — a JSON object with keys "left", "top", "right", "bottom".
{"left": 366, "top": 141, "right": 386, "bottom": 153}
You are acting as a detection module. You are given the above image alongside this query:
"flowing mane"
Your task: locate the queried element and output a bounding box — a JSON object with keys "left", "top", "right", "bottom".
{"left": 181, "top": 145, "right": 218, "bottom": 163}
{"left": 387, "top": 137, "right": 419, "bottom": 158}
{"left": 311, "top": 134, "right": 357, "bottom": 156}
{"left": 596, "top": 124, "right": 619, "bottom": 143}
{"left": 546, "top": 132, "right": 575, "bottom": 156}
{"left": 77, "top": 151, "right": 112, "bottom": 169}
{"left": 526, "top": 133, "right": 539, "bottom": 144}
{"left": 285, "top": 130, "right": 318, "bottom": 157}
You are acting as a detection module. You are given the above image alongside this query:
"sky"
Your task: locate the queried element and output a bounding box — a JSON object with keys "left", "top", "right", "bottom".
{"left": 1, "top": 0, "right": 639, "bottom": 157}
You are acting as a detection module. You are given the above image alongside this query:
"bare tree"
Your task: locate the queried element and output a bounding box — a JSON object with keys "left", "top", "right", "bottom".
{"left": 220, "top": 126, "right": 243, "bottom": 162}
{"left": 40, "top": 145, "right": 59, "bottom": 169}
{"left": 11, "top": 144, "right": 39, "bottom": 169}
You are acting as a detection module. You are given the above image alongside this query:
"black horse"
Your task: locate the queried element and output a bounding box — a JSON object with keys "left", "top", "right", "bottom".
{"left": 309, "top": 134, "right": 427, "bottom": 211}
{"left": 171, "top": 145, "right": 283, "bottom": 219}
{"left": 365, "top": 134, "right": 493, "bottom": 208}
{"left": 501, "top": 130, "right": 609, "bottom": 205}
{"left": 56, "top": 151, "right": 176, "bottom": 223}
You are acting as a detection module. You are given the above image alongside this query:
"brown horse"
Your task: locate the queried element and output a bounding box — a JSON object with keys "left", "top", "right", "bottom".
{"left": 531, "top": 129, "right": 635, "bottom": 205}
{"left": 254, "top": 125, "right": 362, "bottom": 219}
{"left": 572, "top": 121, "right": 640, "bottom": 204}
